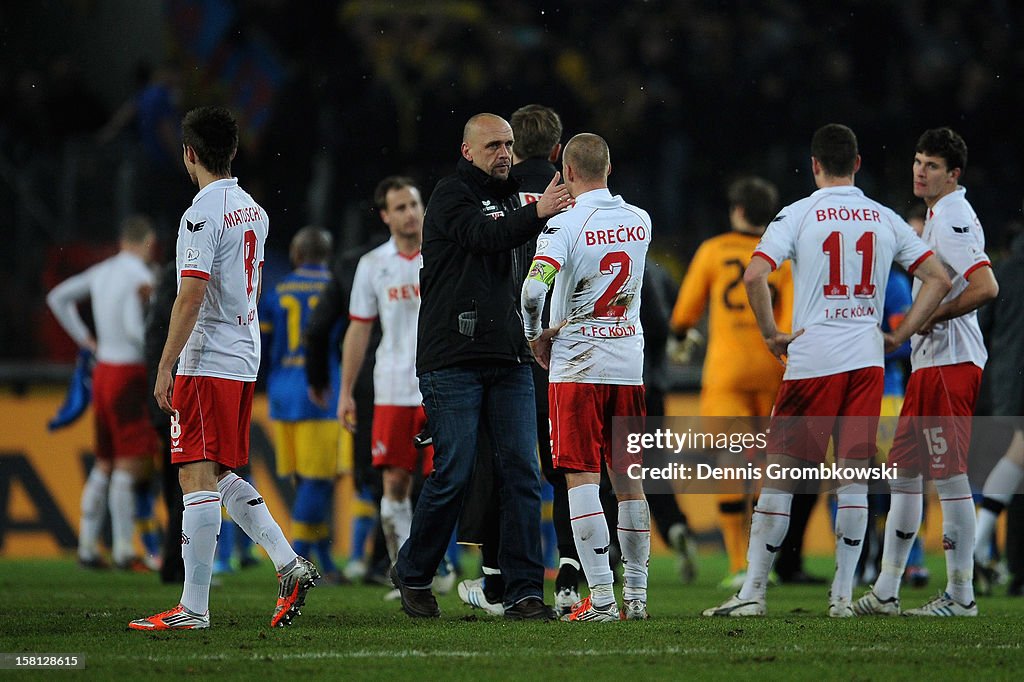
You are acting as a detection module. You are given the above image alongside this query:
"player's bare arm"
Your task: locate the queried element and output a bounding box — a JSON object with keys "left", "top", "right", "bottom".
{"left": 918, "top": 265, "right": 997, "bottom": 334}
{"left": 743, "top": 254, "right": 803, "bottom": 362}
{"left": 154, "top": 276, "right": 207, "bottom": 414}
{"left": 883, "top": 253, "right": 952, "bottom": 353}
{"left": 521, "top": 257, "right": 563, "bottom": 369}
{"left": 338, "top": 319, "right": 373, "bottom": 432}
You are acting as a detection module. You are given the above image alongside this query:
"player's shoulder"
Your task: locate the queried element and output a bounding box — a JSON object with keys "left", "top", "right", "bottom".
{"left": 621, "top": 200, "right": 652, "bottom": 227}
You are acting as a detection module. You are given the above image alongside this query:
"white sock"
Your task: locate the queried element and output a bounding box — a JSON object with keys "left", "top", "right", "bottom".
{"left": 380, "top": 496, "right": 411, "bottom": 565}
{"left": 217, "top": 473, "right": 297, "bottom": 571}
{"left": 617, "top": 499, "right": 651, "bottom": 601}
{"left": 393, "top": 498, "right": 412, "bottom": 560}
{"left": 936, "top": 474, "right": 976, "bottom": 604}
{"left": 738, "top": 488, "right": 792, "bottom": 601}
{"left": 180, "top": 490, "right": 221, "bottom": 614}
{"left": 568, "top": 484, "right": 614, "bottom": 607}
{"left": 875, "top": 475, "right": 922, "bottom": 600}
{"left": 976, "top": 457, "right": 1024, "bottom": 563}
{"left": 832, "top": 483, "right": 868, "bottom": 602}
{"left": 79, "top": 467, "right": 109, "bottom": 561}
{"left": 109, "top": 470, "right": 136, "bottom": 564}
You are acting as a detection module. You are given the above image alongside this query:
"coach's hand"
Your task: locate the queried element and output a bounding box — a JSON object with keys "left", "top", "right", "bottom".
{"left": 534, "top": 172, "right": 571, "bottom": 219}
{"left": 764, "top": 328, "right": 803, "bottom": 364}
{"left": 154, "top": 368, "right": 175, "bottom": 415}
{"left": 529, "top": 320, "right": 567, "bottom": 370}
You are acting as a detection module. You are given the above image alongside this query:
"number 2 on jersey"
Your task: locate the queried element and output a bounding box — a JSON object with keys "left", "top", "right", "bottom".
{"left": 594, "top": 251, "right": 632, "bottom": 318}
{"left": 822, "top": 231, "right": 876, "bottom": 299}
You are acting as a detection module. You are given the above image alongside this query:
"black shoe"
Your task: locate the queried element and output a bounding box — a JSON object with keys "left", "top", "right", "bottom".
{"left": 778, "top": 570, "right": 827, "bottom": 585}
{"left": 1008, "top": 577, "right": 1023, "bottom": 597}
{"left": 504, "top": 597, "right": 557, "bottom": 621}
{"left": 390, "top": 566, "right": 440, "bottom": 618}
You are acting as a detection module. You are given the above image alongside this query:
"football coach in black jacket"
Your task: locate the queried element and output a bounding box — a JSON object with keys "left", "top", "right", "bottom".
{"left": 392, "top": 113, "right": 569, "bottom": 619}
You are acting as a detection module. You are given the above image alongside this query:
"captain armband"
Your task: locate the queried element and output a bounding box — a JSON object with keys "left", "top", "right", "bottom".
{"left": 527, "top": 259, "right": 558, "bottom": 287}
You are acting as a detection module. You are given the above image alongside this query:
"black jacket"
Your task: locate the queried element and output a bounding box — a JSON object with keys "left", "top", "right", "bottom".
{"left": 416, "top": 157, "right": 548, "bottom": 374}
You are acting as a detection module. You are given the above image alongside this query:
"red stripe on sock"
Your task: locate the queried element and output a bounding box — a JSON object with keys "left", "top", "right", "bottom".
{"left": 186, "top": 498, "right": 220, "bottom": 507}
{"left": 837, "top": 505, "right": 869, "bottom": 510}
{"left": 939, "top": 496, "right": 973, "bottom": 502}
{"left": 570, "top": 511, "right": 605, "bottom": 522}
{"left": 616, "top": 527, "right": 650, "bottom": 533}
{"left": 754, "top": 510, "right": 790, "bottom": 517}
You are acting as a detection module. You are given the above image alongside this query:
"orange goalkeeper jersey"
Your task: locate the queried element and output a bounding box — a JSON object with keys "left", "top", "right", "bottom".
{"left": 671, "top": 231, "right": 793, "bottom": 392}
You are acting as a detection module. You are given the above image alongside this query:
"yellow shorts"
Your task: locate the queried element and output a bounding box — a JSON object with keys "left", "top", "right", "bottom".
{"left": 876, "top": 394, "right": 904, "bottom": 460}
{"left": 272, "top": 420, "right": 351, "bottom": 479}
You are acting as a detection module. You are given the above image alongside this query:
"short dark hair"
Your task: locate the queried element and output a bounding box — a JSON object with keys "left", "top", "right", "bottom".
{"left": 373, "top": 175, "right": 417, "bottom": 211}
{"left": 290, "top": 226, "right": 333, "bottom": 265}
{"left": 905, "top": 202, "right": 928, "bottom": 224}
{"left": 915, "top": 127, "right": 967, "bottom": 174}
{"left": 727, "top": 177, "right": 779, "bottom": 227}
{"left": 119, "top": 214, "right": 154, "bottom": 243}
{"left": 811, "top": 124, "right": 858, "bottom": 177}
{"left": 182, "top": 106, "right": 238, "bottom": 176}
{"left": 510, "top": 104, "right": 562, "bottom": 160}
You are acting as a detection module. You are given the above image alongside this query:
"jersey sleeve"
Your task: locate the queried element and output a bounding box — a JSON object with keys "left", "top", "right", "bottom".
{"left": 931, "top": 211, "right": 991, "bottom": 279}
{"left": 347, "top": 255, "right": 378, "bottom": 321}
{"left": 670, "top": 242, "right": 712, "bottom": 331}
{"left": 178, "top": 209, "right": 219, "bottom": 280}
{"left": 752, "top": 211, "right": 797, "bottom": 271}
{"left": 889, "top": 216, "right": 933, "bottom": 274}
{"left": 533, "top": 218, "right": 570, "bottom": 271}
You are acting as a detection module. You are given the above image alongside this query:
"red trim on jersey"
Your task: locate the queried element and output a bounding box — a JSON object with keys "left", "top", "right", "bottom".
{"left": 751, "top": 251, "right": 777, "bottom": 270}
{"left": 963, "top": 261, "right": 991, "bottom": 281}
{"left": 533, "top": 255, "right": 561, "bottom": 271}
{"left": 181, "top": 269, "right": 210, "bottom": 280}
{"left": 906, "top": 250, "right": 933, "bottom": 275}
{"left": 397, "top": 250, "right": 420, "bottom": 261}
{"left": 348, "top": 314, "right": 378, "bottom": 322}
{"left": 570, "top": 511, "right": 605, "bottom": 522}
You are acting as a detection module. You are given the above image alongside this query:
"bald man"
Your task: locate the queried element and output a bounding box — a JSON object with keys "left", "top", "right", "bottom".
{"left": 390, "top": 113, "right": 569, "bottom": 620}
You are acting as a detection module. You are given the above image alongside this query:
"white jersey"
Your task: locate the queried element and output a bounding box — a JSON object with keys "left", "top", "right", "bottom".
{"left": 911, "top": 186, "right": 990, "bottom": 370}
{"left": 754, "top": 185, "right": 932, "bottom": 380}
{"left": 46, "top": 251, "right": 153, "bottom": 365}
{"left": 533, "top": 188, "right": 650, "bottom": 385}
{"left": 176, "top": 178, "right": 268, "bottom": 381}
{"left": 348, "top": 238, "right": 422, "bottom": 405}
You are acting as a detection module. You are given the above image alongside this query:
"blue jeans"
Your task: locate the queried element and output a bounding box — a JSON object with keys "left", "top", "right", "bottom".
{"left": 396, "top": 364, "right": 544, "bottom": 605}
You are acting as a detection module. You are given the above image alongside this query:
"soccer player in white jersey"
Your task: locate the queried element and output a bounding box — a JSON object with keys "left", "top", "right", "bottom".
{"left": 855, "top": 127, "right": 999, "bottom": 617}
{"left": 47, "top": 216, "right": 159, "bottom": 571}
{"left": 339, "top": 176, "right": 435, "bottom": 574}
{"left": 522, "top": 133, "right": 652, "bottom": 622}
{"left": 130, "top": 106, "right": 318, "bottom": 631}
{"left": 703, "top": 124, "right": 951, "bottom": 618}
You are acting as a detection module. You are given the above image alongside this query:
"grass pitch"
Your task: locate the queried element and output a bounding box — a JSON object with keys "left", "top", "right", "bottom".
{"left": 1, "top": 554, "right": 1021, "bottom": 680}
